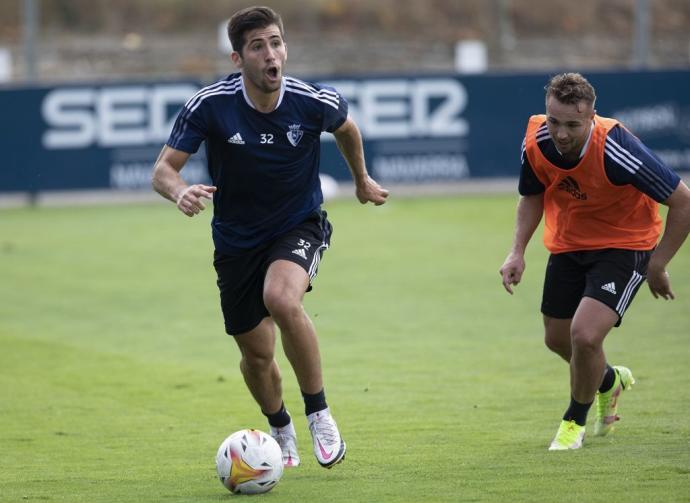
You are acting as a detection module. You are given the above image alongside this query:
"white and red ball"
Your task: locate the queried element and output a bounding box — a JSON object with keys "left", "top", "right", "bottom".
{"left": 215, "top": 429, "right": 284, "bottom": 494}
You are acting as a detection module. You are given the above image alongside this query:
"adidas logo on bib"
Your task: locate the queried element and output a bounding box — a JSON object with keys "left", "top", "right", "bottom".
{"left": 291, "top": 248, "right": 307, "bottom": 260}
{"left": 601, "top": 282, "right": 617, "bottom": 295}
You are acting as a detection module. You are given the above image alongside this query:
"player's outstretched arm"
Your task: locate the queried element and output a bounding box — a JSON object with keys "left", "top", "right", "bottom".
{"left": 333, "top": 116, "right": 389, "bottom": 206}
{"left": 499, "top": 194, "right": 544, "bottom": 294}
{"left": 152, "top": 145, "right": 217, "bottom": 217}
{"left": 647, "top": 180, "right": 690, "bottom": 300}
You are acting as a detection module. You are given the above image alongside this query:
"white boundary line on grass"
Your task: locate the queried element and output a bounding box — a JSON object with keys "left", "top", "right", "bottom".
{"left": 1, "top": 175, "right": 688, "bottom": 209}
{"left": 0, "top": 178, "right": 521, "bottom": 209}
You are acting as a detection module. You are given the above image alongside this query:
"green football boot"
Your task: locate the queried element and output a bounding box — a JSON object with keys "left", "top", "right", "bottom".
{"left": 593, "top": 366, "right": 635, "bottom": 437}
{"left": 548, "top": 419, "right": 585, "bottom": 451}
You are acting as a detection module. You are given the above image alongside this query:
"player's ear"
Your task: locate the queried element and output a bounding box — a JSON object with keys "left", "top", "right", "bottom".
{"left": 231, "top": 51, "right": 243, "bottom": 69}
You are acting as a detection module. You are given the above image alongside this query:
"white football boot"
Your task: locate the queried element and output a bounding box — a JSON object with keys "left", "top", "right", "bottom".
{"left": 307, "top": 407, "right": 346, "bottom": 468}
{"left": 270, "top": 419, "right": 300, "bottom": 467}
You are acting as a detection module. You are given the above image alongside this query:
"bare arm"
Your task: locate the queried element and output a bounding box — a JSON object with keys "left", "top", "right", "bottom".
{"left": 332, "top": 116, "right": 389, "bottom": 205}
{"left": 499, "top": 193, "right": 545, "bottom": 294}
{"left": 151, "top": 145, "right": 216, "bottom": 217}
{"left": 647, "top": 180, "right": 690, "bottom": 300}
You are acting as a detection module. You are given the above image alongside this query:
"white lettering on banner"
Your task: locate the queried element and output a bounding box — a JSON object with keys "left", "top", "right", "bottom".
{"left": 42, "top": 78, "right": 467, "bottom": 147}
{"left": 613, "top": 105, "right": 677, "bottom": 135}
{"left": 413, "top": 80, "right": 467, "bottom": 136}
{"left": 98, "top": 88, "right": 148, "bottom": 146}
{"left": 321, "top": 78, "right": 468, "bottom": 140}
{"left": 150, "top": 86, "right": 196, "bottom": 142}
{"left": 42, "top": 84, "right": 199, "bottom": 149}
{"left": 42, "top": 89, "right": 97, "bottom": 149}
{"left": 361, "top": 81, "right": 410, "bottom": 137}
{"left": 373, "top": 154, "right": 469, "bottom": 182}
{"left": 110, "top": 159, "right": 208, "bottom": 189}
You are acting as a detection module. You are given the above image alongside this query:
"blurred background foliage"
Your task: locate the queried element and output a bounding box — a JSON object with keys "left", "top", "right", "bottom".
{"left": 1, "top": 0, "right": 689, "bottom": 81}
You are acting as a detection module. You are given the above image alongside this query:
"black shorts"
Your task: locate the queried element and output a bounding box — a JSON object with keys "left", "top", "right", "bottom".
{"left": 541, "top": 249, "right": 652, "bottom": 327}
{"left": 213, "top": 210, "right": 332, "bottom": 336}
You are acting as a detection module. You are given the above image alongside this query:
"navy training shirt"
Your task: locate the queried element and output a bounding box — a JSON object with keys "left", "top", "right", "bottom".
{"left": 167, "top": 73, "right": 348, "bottom": 254}
{"left": 519, "top": 122, "right": 680, "bottom": 202}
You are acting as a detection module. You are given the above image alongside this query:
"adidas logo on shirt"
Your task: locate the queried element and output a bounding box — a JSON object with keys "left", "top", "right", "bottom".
{"left": 557, "top": 176, "right": 587, "bottom": 200}
{"left": 601, "top": 282, "right": 617, "bottom": 295}
{"left": 291, "top": 248, "right": 307, "bottom": 260}
{"left": 227, "top": 132, "right": 245, "bottom": 144}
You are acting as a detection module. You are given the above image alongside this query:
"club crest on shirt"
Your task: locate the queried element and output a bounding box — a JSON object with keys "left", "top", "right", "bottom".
{"left": 287, "top": 124, "right": 303, "bottom": 147}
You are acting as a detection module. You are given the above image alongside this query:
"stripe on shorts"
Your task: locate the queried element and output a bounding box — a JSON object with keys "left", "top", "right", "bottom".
{"left": 308, "top": 243, "right": 328, "bottom": 280}
{"left": 615, "top": 268, "right": 644, "bottom": 317}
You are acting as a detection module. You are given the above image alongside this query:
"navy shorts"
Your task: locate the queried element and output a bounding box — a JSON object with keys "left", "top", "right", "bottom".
{"left": 213, "top": 210, "right": 332, "bottom": 336}
{"left": 541, "top": 249, "right": 652, "bottom": 327}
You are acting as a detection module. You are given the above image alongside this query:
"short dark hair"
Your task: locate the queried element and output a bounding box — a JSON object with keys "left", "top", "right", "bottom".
{"left": 227, "top": 6, "right": 284, "bottom": 55}
{"left": 545, "top": 72, "right": 596, "bottom": 107}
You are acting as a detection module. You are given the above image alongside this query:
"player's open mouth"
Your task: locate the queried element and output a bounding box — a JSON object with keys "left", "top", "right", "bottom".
{"left": 266, "top": 66, "right": 279, "bottom": 80}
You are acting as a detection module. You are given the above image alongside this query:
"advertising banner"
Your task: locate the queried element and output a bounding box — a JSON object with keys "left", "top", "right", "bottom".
{"left": 1, "top": 70, "right": 689, "bottom": 193}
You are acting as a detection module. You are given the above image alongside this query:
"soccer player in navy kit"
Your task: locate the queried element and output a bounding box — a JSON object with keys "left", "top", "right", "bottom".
{"left": 152, "top": 6, "right": 388, "bottom": 469}
{"left": 499, "top": 73, "right": 690, "bottom": 450}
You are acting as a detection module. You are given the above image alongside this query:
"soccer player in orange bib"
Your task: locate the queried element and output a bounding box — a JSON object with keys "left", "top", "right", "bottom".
{"left": 499, "top": 72, "right": 690, "bottom": 450}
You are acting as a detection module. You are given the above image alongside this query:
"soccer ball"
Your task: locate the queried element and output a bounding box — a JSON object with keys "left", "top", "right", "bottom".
{"left": 215, "top": 429, "right": 284, "bottom": 494}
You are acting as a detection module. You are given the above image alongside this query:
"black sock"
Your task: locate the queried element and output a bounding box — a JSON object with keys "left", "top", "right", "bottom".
{"left": 562, "top": 397, "right": 593, "bottom": 427}
{"left": 262, "top": 402, "right": 291, "bottom": 428}
{"left": 598, "top": 365, "right": 616, "bottom": 393}
{"left": 301, "top": 388, "right": 327, "bottom": 416}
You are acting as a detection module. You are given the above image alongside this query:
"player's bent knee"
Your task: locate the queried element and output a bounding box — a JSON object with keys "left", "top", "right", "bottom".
{"left": 263, "top": 289, "right": 301, "bottom": 320}
{"left": 544, "top": 333, "right": 564, "bottom": 352}
{"left": 236, "top": 336, "right": 276, "bottom": 370}
{"left": 543, "top": 321, "right": 570, "bottom": 349}
{"left": 570, "top": 326, "right": 603, "bottom": 353}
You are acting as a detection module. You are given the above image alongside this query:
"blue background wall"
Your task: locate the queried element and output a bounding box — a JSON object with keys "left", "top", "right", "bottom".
{"left": 1, "top": 70, "right": 689, "bottom": 193}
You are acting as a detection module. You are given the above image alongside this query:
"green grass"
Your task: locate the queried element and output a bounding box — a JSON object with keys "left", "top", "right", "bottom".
{"left": 1, "top": 195, "right": 689, "bottom": 502}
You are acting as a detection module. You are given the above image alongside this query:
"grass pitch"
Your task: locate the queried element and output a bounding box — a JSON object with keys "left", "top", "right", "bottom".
{"left": 1, "top": 194, "right": 689, "bottom": 502}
